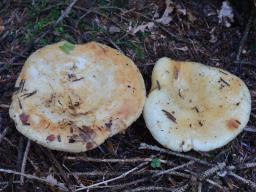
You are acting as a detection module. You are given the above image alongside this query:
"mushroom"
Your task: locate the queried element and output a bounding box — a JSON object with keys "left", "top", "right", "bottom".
{"left": 143, "top": 57, "right": 251, "bottom": 152}
{"left": 9, "top": 41, "right": 146, "bottom": 152}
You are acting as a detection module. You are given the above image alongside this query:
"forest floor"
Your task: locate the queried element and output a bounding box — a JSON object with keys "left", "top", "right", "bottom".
{"left": 0, "top": 0, "right": 256, "bottom": 191}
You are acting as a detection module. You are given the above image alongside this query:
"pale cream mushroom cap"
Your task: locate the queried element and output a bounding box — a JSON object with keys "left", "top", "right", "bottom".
{"left": 143, "top": 57, "right": 251, "bottom": 152}
{"left": 9, "top": 41, "right": 146, "bottom": 152}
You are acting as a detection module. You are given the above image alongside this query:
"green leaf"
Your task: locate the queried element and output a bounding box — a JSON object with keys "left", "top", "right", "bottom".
{"left": 150, "top": 158, "right": 161, "bottom": 169}
{"left": 59, "top": 41, "right": 75, "bottom": 54}
{"left": 135, "top": 45, "right": 144, "bottom": 60}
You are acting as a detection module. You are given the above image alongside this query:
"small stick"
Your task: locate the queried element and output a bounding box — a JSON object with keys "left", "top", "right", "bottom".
{"left": 139, "top": 143, "right": 213, "bottom": 166}
{"left": 124, "top": 186, "right": 179, "bottom": 192}
{"left": 0, "top": 168, "right": 68, "bottom": 191}
{"left": 198, "top": 182, "right": 202, "bottom": 192}
{"left": 75, "top": 162, "right": 148, "bottom": 191}
{"left": 233, "top": 60, "right": 256, "bottom": 67}
{"left": 238, "top": 162, "right": 256, "bottom": 170}
{"left": 107, "top": 37, "right": 124, "bottom": 53}
{"left": 112, "top": 161, "right": 193, "bottom": 191}
{"left": 199, "top": 163, "right": 226, "bottom": 180}
{"left": 0, "top": 127, "right": 8, "bottom": 144}
{"left": 227, "top": 162, "right": 256, "bottom": 171}
{"left": 235, "top": 14, "right": 254, "bottom": 73}
{"left": 54, "top": 0, "right": 79, "bottom": 27}
{"left": 155, "top": 161, "right": 195, "bottom": 177}
{"left": 0, "top": 181, "right": 21, "bottom": 185}
{"left": 65, "top": 156, "right": 174, "bottom": 165}
{"left": 67, "top": 170, "right": 190, "bottom": 177}
{"left": 62, "top": 163, "right": 84, "bottom": 187}
{"left": 244, "top": 126, "right": 256, "bottom": 133}
{"left": 33, "top": 0, "right": 79, "bottom": 43}
{"left": 229, "top": 171, "right": 256, "bottom": 190}
{"left": 46, "top": 149, "right": 74, "bottom": 191}
{"left": 0, "top": 104, "right": 10, "bottom": 109}
{"left": 205, "top": 179, "right": 226, "bottom": 191}
{"left": 16, "top": 136, "right": 24, "bottom": 171}
{"left": 173, "top": 184, "right": 189, "bottom": 192}
{"left": 20, "top": 140, "right": 31, "bottom": 185}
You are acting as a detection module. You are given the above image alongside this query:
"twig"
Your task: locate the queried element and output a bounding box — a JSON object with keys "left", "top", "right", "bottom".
{"left": 62, "top": 163, "right": 84, "bottom": 187}
{"left": 226, "top": 162, "right": 256, "bottom": 171}
{"left": 229, "top": 171, "right": 256, "bottom": 190}
{"left": 54, "top": 0, "right": 79, "bottom": 27}
{"left": 67, "top": 170, "right": 190, "bottom": 178}
{"left": 244, "top": 126, "right": 256, "bottom": 133}
{"left": 205, "top": 179, "right": 226, "bottom": 191}
{"left": 20, "top": 140, "right": 31, "bottom": 185}
{"left": 75, "top": 162, "right": 148, "bottom": 191}
{"left": 45, "top": 149, "right": 74, "bottom": 191}
{"left": 198, "top": 182, "right": 202, "bottom": 192}
{"left": 124, "top": 186, "right": 179, "bottom": 192}
{"left": 235, "top": 14, "right": 254, "bottom": 73}
{"left": 106, "top": 37, "right": 124, "bottom": 53}
{"left": 66, "top": 156, "right": 153, "bottom": 163}
{"left": 32, "top": 0, "right": 78, "bottom": 44}
{"left": 233, "top": 61, "right": 256, "bottom": 67}
{"left": 0, "top": 127, "right": 8, "bottom": 144}
{"left": 3, "top": 137, "right": 17, "bottom": 148}
{"left": 0, "top": 181, "right": 21, "bottom": 185}
{"left": 112, "top": 161, "right": 193, "bottom": 191}
{"left": 0, "top": 168, "right": 68, "bottom": 191}
{"left": 65, "top": 156, "right": 174, "bottom": 165}
{"left": 238, "top": 162, "right": 256, "bottom": 170}
{"left": 199, "top": 163, "right": 226, "bottom": 180}
{"left": 139, "top": 143, "right": 213, "bottom": 166}
{"left": 173, "top": 184, "right": 189, "bottom": 192}
{"left": 0, "top": 104, "right": 10, "bottom": 109}
{"left": 16, "top": 136, "right": 24, "bottom": 171}
{"left": 155, "top": 161, "right": 194, "bottom": 177}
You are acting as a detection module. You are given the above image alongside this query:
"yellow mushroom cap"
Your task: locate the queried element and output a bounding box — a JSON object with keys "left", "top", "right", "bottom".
{"left": 143, "top": 57, "right": 251, "bottom": 152}
{"left": 9, "top": 41, "right": 146, "bottom": 152}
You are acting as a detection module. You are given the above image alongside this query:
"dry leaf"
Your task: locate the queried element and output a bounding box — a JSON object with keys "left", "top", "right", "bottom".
{"left": 156, "top": 0, "right": 174, "bottom": 25}
{"left": 46, "top": 174, "right": 58, "bottom": 186}
{"left": 218, "top": 1, "right": 234, "bottom": 28}
{"left": 46, "top": 174, "right": 66, "bottom": 189}
{"left": 131, "top": 22, "right": 154, "bottom": 34}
